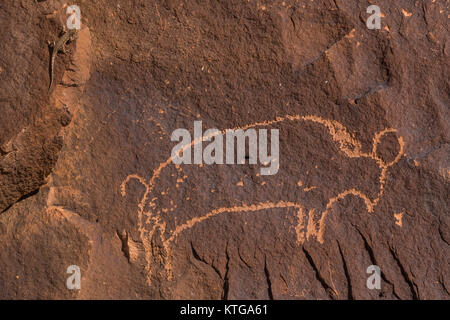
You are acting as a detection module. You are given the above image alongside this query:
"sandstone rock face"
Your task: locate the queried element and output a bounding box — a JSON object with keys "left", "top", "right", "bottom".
{"left": 0, "top": 0, "right": 448, "bottom": 299}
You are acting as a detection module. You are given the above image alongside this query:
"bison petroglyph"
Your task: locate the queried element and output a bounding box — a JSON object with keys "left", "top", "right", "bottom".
{"left": 121, "top": 114, "right": 404, "bottom": 284}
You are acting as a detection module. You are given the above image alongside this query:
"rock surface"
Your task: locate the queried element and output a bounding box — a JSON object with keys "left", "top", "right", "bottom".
{"left": 0, "top": 0, "right": 448, "bottom": 299}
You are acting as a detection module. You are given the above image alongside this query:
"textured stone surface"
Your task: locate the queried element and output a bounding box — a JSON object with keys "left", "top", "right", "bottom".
{"left": 0, "top": 0, "right": 448, "bottom": 299}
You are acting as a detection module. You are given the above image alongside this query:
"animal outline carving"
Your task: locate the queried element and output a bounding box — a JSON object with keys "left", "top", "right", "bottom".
{"left": 121, "top": 114, "right": 405, "bottom": 284}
